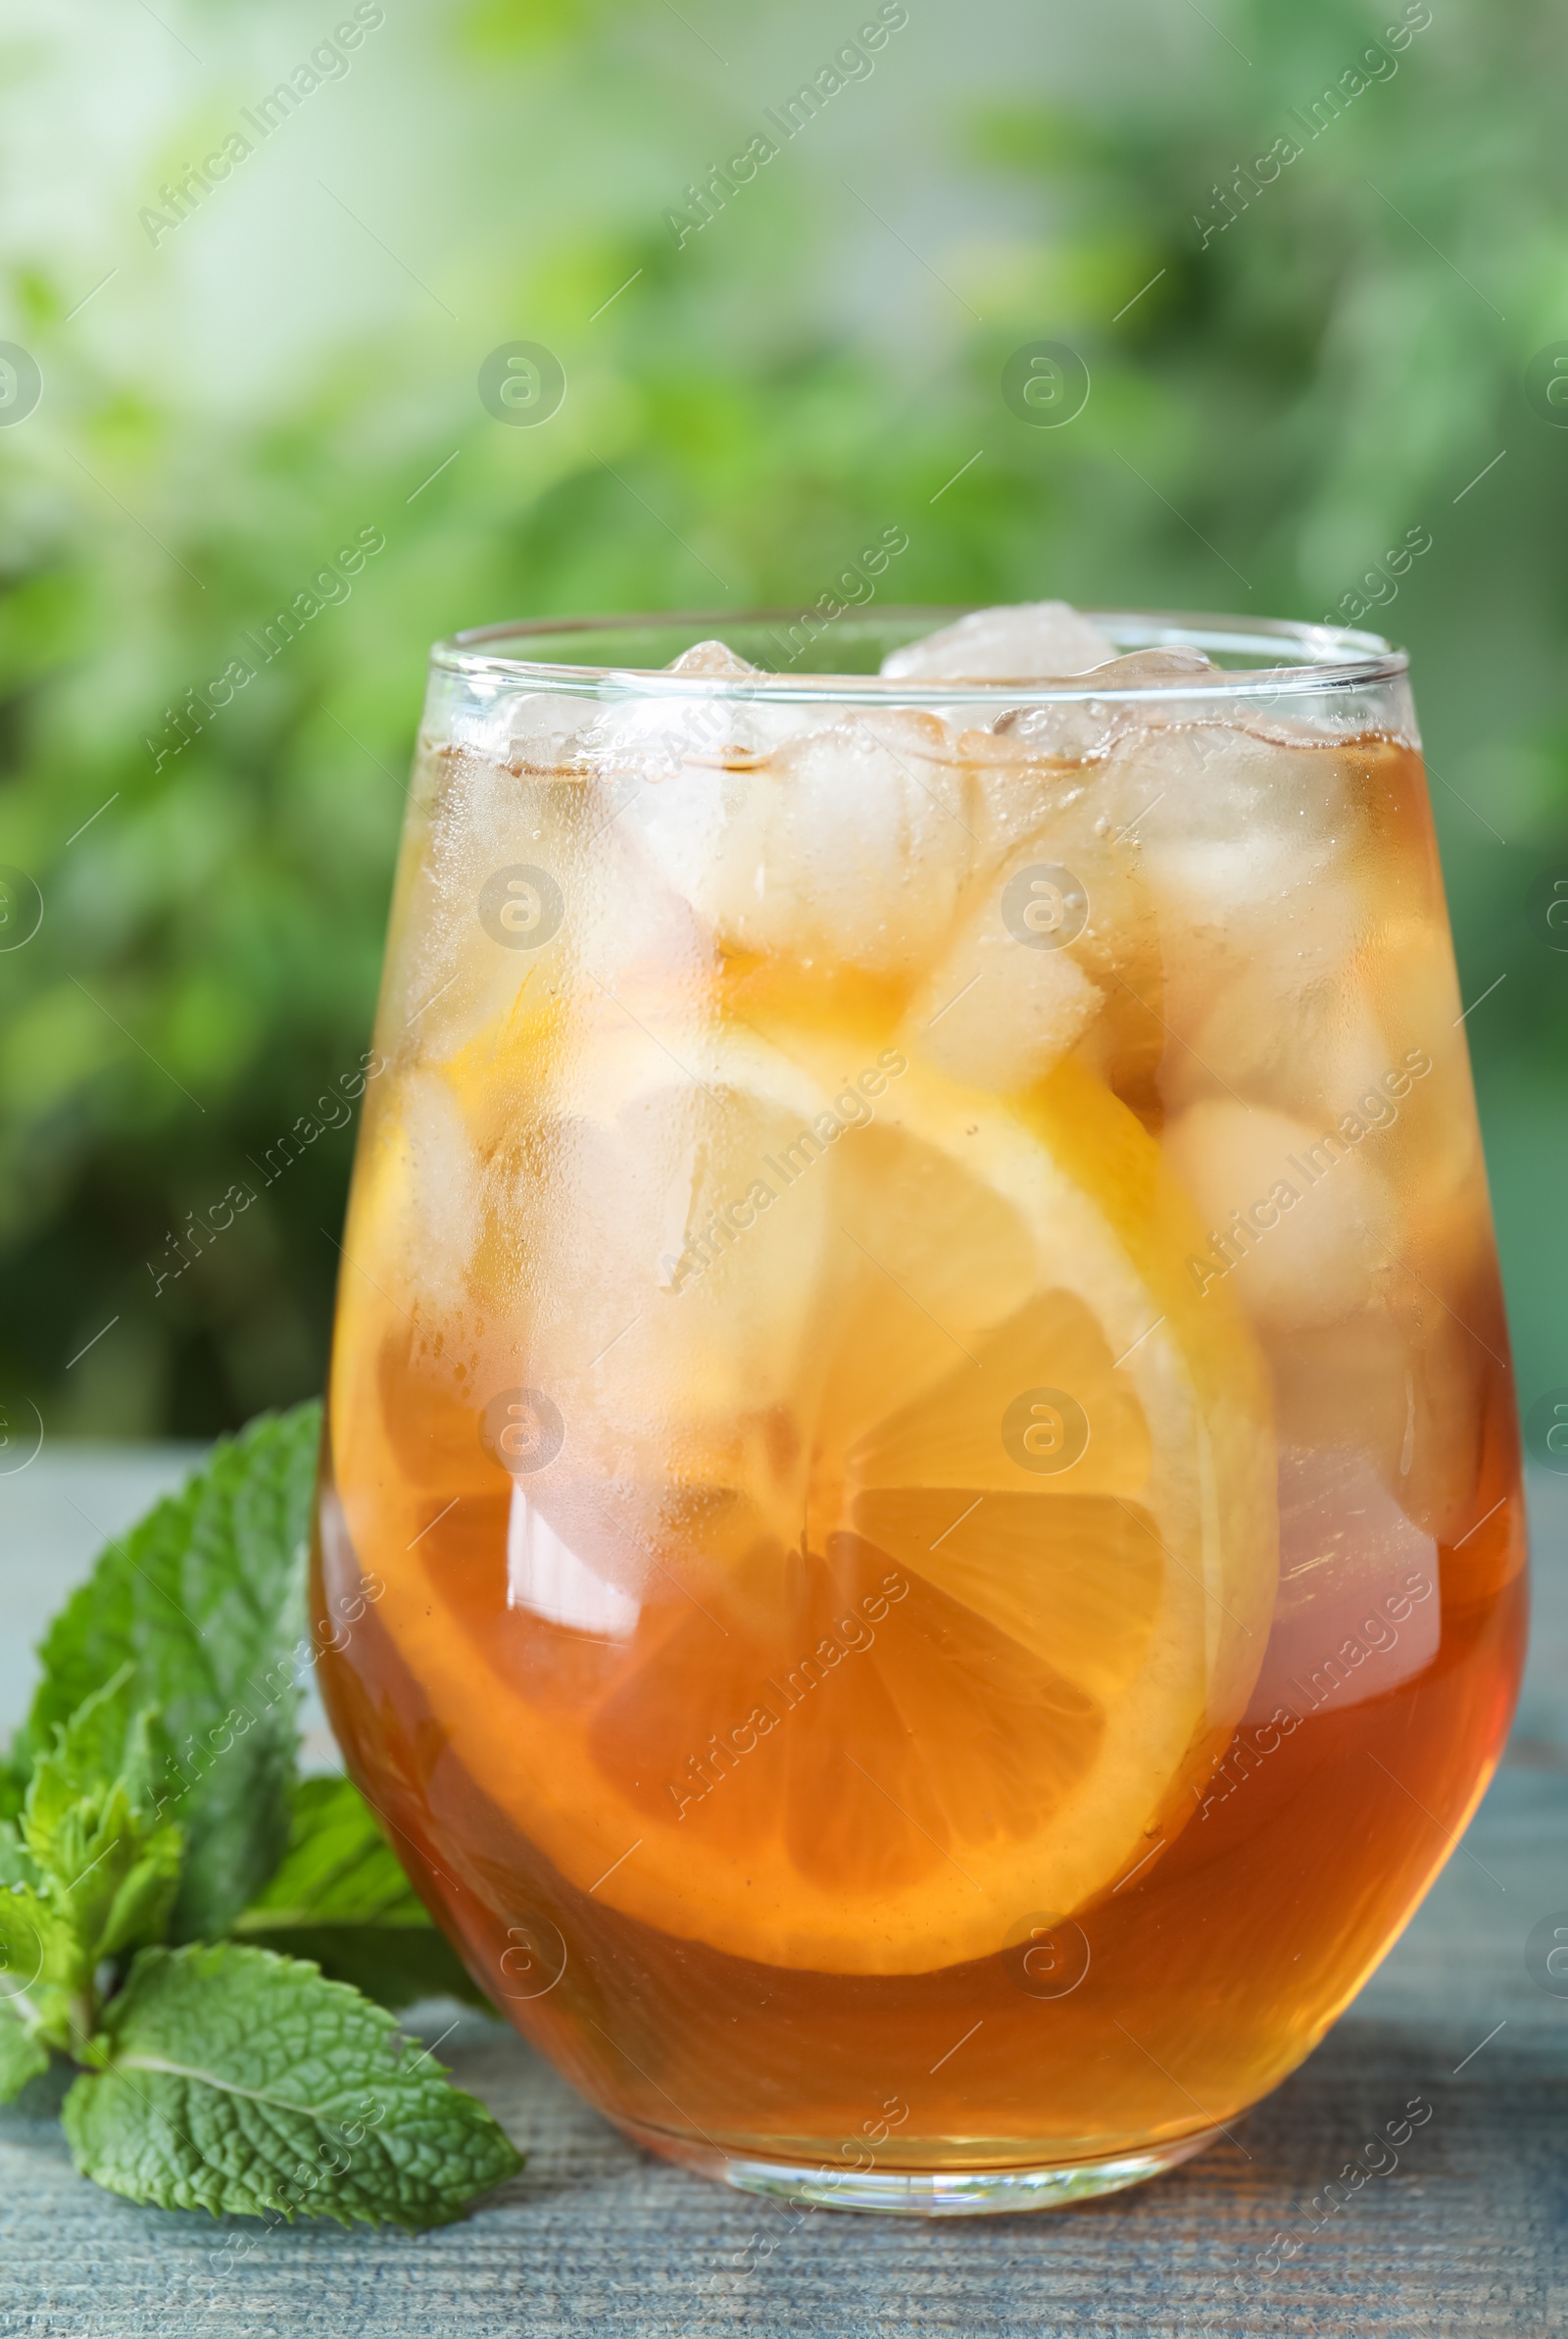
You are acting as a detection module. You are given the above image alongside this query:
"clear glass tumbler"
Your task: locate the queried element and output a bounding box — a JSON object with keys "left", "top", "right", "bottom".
{"left": 315, "top": 609, "right": 1525, "bottom": 2214}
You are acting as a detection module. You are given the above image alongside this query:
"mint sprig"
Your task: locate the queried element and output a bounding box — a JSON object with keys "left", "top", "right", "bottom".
{"left": 64, "top": 1943, "right": 519, "bottom": 2226}
{"left": 2, "top": 1666, "right": 183, "bottom": 2059}
{"left": 233, "top": 1773, "right": 489, "bottom": 2013}
{"left": 0, "top": 1403, "right": 522, "bottom": 2224}
{"left": 0, "top": 2004, "right": 51, "bottom": 2102}
{"left": 21, "top": 1407, "right": 320, "bottom": 1939}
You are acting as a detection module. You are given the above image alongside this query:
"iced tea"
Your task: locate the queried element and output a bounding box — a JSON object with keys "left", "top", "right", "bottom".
{"left": 316, "top": 607, "right": 1524, "bottom": 2211}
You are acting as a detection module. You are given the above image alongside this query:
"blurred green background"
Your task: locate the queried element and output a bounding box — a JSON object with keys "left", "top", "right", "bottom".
{"left": 1, "top": 0, "right": 1565, "bottom": 1441}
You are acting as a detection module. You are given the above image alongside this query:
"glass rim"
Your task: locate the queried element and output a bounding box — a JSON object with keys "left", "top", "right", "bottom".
{"left": 430, "top": 605, "right": 1407, "bottom": 704}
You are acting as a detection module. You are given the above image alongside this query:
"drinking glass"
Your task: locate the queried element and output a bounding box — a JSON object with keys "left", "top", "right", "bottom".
{"left": 315, "top": 609, "right": 1525, "bottom": 2214}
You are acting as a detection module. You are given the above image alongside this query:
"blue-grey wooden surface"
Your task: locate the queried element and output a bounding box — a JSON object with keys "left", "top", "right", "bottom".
{"left": 2, "top": 1449, "right": 1565, "bottom": 2338}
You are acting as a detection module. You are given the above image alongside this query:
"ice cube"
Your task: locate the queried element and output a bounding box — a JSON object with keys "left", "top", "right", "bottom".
{"left": 881, "top": 601, "right": 1117, "bottom": 681}
{"left": 489, "top": 1016, "right": 843, "bottom": 1561}
{"left": 495, "top": 639, "right": 798, "bottom": 786}
{"left": 1102, "top": 721, "right": 1353, "bottom": 918}
{"left": 1096, "top": 722, "right": 1385, "bottom": 1114}
{"left": 664, "top": 639, "right": 759, "bottom": 677}
{"left": 563, "top": 676, "right": 839, "bottom": 783}
{"left": 483, "top": 641, "right": 759, "bottom": 772}
{"left": 945, "top": 646, "right": 1224, "bottom": 772}
{"left": 1266, "top": 1299, "right": 1487, "bottom": 1544}
{"left": 382, "top": 1065, "right": 482, "bottom": 1313}
{"left": 1079, "top": 646, "right": 1220, "bottom": 684}
{"left": 1240, "top": 1446, "right": 1439, "bottom": 1724}
{"left": 451, "top": 692, "right": 590, "bottom": 771}
{"left": 624, "top": 710, "right": 972, "bottom": 976}
{"left": 1168, "top": 886, "right": 1390, "bottom": 1120}
{"left": 907, "top": 908, "right": 1103, "bottom": 1091}
{"left": 500, "top": 997, "right": 1076, "bottom": 1582}
{"left": 1161, "top": 1098, "right": 1395, "bottom": 1333}
{"left": 384, "top": 749, "right": 713, "bottom": 1078}
{"left": 934, "top": 802, "right": 1167, "bottom": 1115}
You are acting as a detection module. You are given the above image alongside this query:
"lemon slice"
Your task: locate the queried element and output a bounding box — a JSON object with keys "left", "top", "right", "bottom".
{"left": 330, "top": 1018, "right": 1277, "bottom": 1974}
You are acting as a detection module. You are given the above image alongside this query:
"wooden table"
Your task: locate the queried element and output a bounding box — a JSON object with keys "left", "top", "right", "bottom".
{"left": 3, "top": 1453, "right": 1565, "bottom": 2337}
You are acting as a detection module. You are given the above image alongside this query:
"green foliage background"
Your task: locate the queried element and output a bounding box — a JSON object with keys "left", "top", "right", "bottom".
{"left": 2, "top": 0, "right": 1565, "bottom": 1437}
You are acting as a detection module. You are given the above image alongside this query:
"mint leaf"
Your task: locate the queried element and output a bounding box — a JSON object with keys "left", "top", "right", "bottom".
{"left": 21, "top": 1405, "right": 321, "bottom": 1939}
{"left": 0, "top": 1842, "right": 78, "bottom": 2055}
{"left": 234, "top": 1921, "right": 491, "bottom": 2014}
{"left": 63, "top": 1943, "right": 522, "bottom": 2226}
{"left": 241, "top": 1775, "right": 430, "bottom": 1926}
{"left": 0, "top": 2003, "right": 50, "bottom": 2103}
{"left": 1, "top": 1673, "right": 184, "bottom": 2055}
{"left": 0, "top": 1746, "right": 32, "bottom": 1826}
{"left": 233, "top": 1776, "right": 489, "bottom": 2012}
{"left": 25, "top": 1663, "right": 158, "bottom": 1816}
{"left": 23, "top": 1668, "right": 182, "bottom": 1969}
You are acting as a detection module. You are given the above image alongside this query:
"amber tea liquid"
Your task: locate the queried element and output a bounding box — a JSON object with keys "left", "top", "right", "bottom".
{"left": 317, "top": 622, "right": 1525, "bottom": 2204}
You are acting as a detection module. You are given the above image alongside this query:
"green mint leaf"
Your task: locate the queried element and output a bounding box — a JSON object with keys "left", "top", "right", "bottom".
{"left": 24, "top": 1669, "right": 183, "bottom": 1966}
{"left": 0, "top": 1748, "right": 28, "bottom": 1828}
{"left": 0, "top": 2002, "right": 51, "bottom": 2103}
{"left": 241, "top": 1775, "right": 429, "bottom": 1926}
{"left": 0, "top": 1839, "right": 77, "bottom": 2053}
{"left": 232, "top": 1776, "right": 491, "bottom": 2012}
{"left": 24, "top": 1664, "right": 157, "bottom": 1816}
{"left": 63, "top": 1943, "right": 522, "bottom": 2227}
{"left": 2, "top": 1673, "right": 183, "bottom": 2047}
{"left": 21, "top": 1404, "right": 321, "bottom": 1940}
{"left": 233, "top": 1920, "right": 490, "bottom": 2015}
